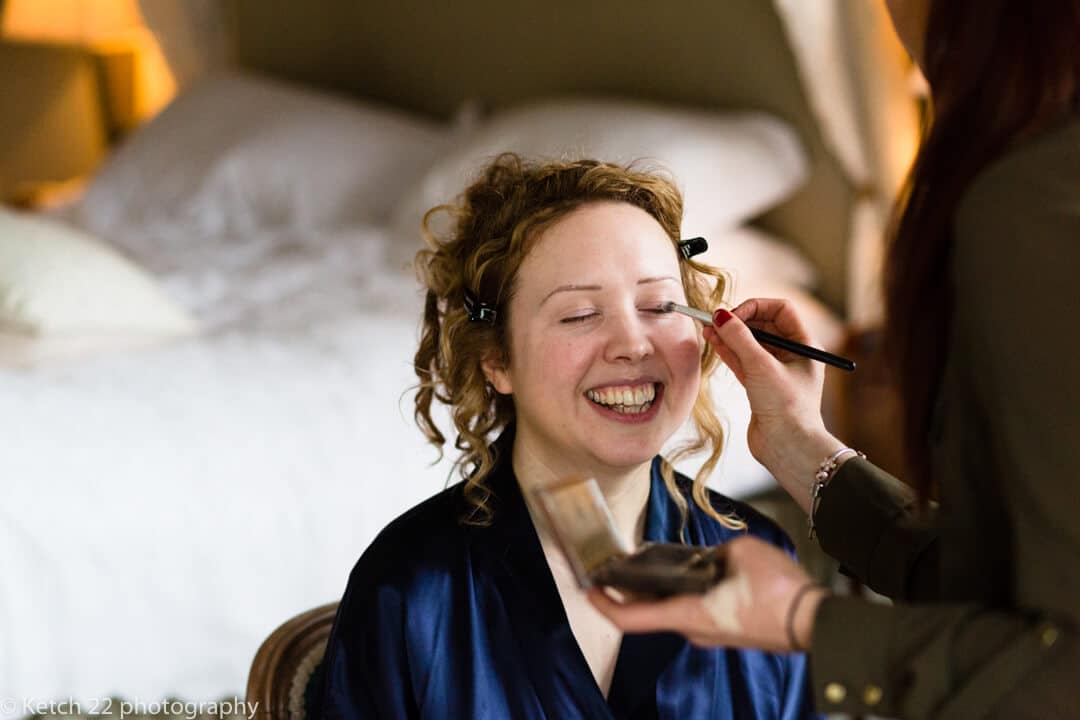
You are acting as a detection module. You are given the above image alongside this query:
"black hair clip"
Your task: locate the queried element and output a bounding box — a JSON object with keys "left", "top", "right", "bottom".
{"left": 463, "top": 288, "right": 497, "bottom": 324}
{"left": 678, "top": 237, "right": 709, "bottom": 260}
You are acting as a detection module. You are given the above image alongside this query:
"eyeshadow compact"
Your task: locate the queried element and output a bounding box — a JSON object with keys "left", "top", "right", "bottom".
{"left": 533, "top": 476, "right": 727, "bottom": 598}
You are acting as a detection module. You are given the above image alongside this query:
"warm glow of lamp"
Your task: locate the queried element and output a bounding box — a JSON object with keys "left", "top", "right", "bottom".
{"left": 907, "top": 64, "right": 930, "bottom": 99}
{"left": 2, "top": 0, "right": 176, "bottom": 129}
{"left": 2, "top": 0, "right": 142, "bottom": 42}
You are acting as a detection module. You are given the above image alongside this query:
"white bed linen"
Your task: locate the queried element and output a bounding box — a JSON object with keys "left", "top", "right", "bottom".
{"left": 1, "top": 313, "right": 449, "bottom": 712}
{"left": 0, "top": 222, "right": 776, "bottom": 712}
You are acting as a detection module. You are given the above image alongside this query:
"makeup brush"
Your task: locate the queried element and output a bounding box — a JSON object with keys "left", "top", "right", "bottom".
{"left": 661, "top": 302, "right": 855, "bottom": 372}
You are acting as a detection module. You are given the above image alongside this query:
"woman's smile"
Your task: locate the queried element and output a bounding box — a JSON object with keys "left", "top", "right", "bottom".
{"left": 585, "top": 380, "right": 664, "bottom": 422}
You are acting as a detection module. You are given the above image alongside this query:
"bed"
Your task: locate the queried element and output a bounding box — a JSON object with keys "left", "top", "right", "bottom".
{"left": 0, "top": 0, "right": 919, "bottom": 713}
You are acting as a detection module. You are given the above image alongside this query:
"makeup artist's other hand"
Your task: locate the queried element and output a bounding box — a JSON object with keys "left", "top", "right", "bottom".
{"left": 704, "top": 299, "right": 844, "bottom": 511}
{"left": 588, "top": 536, "right": 825, "bottom": 653}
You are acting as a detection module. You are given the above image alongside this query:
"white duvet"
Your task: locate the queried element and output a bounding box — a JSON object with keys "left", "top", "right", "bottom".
{"left": 0, "top": 222, "right": 774, "bottom": 712}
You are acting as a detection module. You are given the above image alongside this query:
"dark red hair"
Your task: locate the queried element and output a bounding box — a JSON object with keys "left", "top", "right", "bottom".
{"left": 884, "top": 0, "right": 1080, "bottom": 501}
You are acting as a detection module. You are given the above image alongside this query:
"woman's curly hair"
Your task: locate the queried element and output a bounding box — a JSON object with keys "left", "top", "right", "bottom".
{"left": 413, "top": 153, "right": 745, "bottom": 533}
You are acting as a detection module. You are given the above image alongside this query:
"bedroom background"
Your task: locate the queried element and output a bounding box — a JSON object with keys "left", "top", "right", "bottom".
{"left": 0, "top": 0, "right": 920, "bottom": 716}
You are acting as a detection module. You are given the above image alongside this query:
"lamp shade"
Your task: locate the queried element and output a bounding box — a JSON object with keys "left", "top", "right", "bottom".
{"left": 2, "top": 0, "right": 143, "bottom": 42}
{"left": 2, "top": 0, "right": 177, "bottom": 128}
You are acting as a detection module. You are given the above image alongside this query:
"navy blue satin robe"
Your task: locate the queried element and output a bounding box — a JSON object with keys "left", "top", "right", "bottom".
{"left": 321, "top": 430, "right": 817, "bottom": 719}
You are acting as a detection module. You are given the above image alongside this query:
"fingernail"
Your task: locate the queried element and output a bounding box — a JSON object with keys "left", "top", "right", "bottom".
{"left": 712, "top": 309, "right": 733, "bottom": 328}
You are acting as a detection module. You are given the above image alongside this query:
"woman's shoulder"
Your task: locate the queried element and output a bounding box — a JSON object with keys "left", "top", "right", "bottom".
{"left": 342, "top": 482, "right": 470, "bottom": 594}
{"left": 957, "top": 115, "right": 1080, "bottom": 235}
{"left": 952, "top": 115, "right": 1080, "bottom": 323}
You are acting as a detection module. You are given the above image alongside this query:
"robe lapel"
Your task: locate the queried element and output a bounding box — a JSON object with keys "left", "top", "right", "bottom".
{"left": 471, "top": 428, "right": 616, "bottom": 719}
{"left": 470, "top": 433, "right": 690, "bottom": 719}
{"left": 605, "top": 460, "right": 691, "bottom": 719}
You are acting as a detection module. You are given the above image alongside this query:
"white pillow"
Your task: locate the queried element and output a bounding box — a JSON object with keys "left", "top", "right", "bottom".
{"left": 75, "top": 70, "right": 450, "bottom": 239}
{"left": 690, "top": 225, "right": 842, "bottom": 350}
{"left": 0, "top": 332, "right": 189, "bottom": 368}
{"left": 0, "top": 208, "right": 197, "bottom": 344}
{"left": 390, "top": 98, "right": 808, "bottom": 269}
{"left": 695, "top": 225, "right": 818, "bottom": 291}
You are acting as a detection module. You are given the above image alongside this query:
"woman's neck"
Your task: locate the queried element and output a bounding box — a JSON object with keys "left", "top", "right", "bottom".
{"left": 511, "top": 432, "right": 652, "bottom": 548}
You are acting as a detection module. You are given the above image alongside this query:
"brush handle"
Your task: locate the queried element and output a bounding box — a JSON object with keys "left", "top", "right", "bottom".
{"left": 748, "top": 327, "right": 856, "bottom": 372}
{"left": 665, "top": 302, "right": 855, "bottom": 371}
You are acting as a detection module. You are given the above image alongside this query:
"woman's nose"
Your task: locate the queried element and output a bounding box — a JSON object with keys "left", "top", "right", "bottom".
{"left": 604, "top": 308, "right": 653, "bottom": 363}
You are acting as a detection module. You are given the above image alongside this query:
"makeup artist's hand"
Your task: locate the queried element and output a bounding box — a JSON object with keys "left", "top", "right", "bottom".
{"left": 704, "top": 299, "right": 846, "bottom": 513}
{"left": 588, "top": 535, "right": 827, "bottom": 652}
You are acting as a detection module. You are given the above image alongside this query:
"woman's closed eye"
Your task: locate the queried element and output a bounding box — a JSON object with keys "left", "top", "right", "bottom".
{"left": 560, "top": 311, "right": 600, "bottom": 324}
{"left": 641, "top": 303, "right": 675, "bottom": 316}
{"left": 560, "top": 303, "right": 677, "bottom": 324}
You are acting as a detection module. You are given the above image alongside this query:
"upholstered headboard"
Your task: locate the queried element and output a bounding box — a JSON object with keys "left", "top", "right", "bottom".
{"left": 220, "top": 0, "right": 916, "bottom": 315}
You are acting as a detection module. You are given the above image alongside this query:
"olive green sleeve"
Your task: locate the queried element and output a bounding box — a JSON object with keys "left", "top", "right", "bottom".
{"left": 813, "top": 458, "right": 940, "bottom": 601}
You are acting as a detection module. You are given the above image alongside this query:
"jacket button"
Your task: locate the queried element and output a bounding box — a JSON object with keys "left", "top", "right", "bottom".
{"left": 863, "top": 685, "right": 883, "bottom": 706}
{"left": 824, "top": 682, "right": 847, "bottom": 704}
{"left": 1040, "top": 624, "right": 1059, "bottom": 648}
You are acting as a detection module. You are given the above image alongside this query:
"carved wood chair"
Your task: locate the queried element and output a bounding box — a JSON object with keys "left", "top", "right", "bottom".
{"left": 247, "top": 603, "right": 339, "bottom": 720}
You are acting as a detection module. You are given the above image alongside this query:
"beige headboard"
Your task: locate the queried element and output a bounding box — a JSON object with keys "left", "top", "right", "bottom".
{"left": 221, "top": 0, "right": 913, "bottom": 315}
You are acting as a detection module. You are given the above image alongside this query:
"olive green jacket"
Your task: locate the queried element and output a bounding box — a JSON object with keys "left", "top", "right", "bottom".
{"left": 809, "top": 116, "right": 1080, "bottom": 718}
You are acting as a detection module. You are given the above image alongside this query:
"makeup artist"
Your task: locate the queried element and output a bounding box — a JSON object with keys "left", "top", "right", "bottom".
{"left": 589, "top": 1, "right": 1080, "bottom": 717}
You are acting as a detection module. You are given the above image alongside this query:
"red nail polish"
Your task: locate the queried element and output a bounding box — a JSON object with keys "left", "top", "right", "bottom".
{"left": 713, "top": 309, "right": 733, "bottom": 328}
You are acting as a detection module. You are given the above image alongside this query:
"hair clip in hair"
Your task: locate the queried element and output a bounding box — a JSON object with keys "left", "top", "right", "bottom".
{"left": 678, "top": 237, "right": 709, "bottom": 260}
{"left": 463, "top": 288, "right": 497, "bottom": 324}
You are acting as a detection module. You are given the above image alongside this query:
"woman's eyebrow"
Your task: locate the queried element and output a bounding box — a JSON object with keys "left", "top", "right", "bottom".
{"left": 638, "top": 275, "right": 680, "bottom": 286}
{"left": 540, "top": 284, "right": 602, "bottom": 305}
{"left": 539, "top": 276, "right": 679, "bottom": 306}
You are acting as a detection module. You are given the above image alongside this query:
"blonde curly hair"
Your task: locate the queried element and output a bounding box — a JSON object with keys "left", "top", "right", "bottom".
{"left": 413, "top": 153, "right": 745, "bottom": 533}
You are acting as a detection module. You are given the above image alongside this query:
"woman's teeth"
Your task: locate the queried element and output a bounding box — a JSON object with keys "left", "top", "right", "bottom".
{"left": 586, "top": 383, "right": 657, "bottom": 413}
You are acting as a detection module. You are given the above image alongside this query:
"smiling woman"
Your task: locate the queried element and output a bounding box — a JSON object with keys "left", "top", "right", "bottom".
{"left": 317, "top": 154, "right": 817, "bottom": 719}
{"left": 507, "top": 209, "right": 712, "bottom": 512}
{"left": 481, "top": 202, "right": 715, "bottom": 524}
{"left": 414, "top": 156, "right": 737, "bottom": 536}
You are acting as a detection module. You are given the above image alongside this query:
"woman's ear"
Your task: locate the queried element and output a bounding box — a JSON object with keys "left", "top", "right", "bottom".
{"left": 482, "top": 352, "right": 513, "bottom": 394}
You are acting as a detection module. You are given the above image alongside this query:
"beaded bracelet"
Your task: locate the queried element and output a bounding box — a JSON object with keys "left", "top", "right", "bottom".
{"left": 808, "top": 447, "right": 865, "bottom": 539}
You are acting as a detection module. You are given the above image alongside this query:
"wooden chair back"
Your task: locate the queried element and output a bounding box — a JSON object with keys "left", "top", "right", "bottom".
{"left": 247, "top": 602, "right": 339, "bottom": 720}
